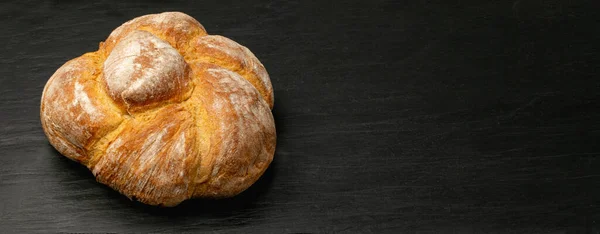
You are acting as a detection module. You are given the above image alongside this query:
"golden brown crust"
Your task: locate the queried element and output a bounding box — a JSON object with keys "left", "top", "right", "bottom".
{"left": 187, "top": 63, "right": 276, "bottom": 198}
{"left": 90, "top": 105, "right": 199, "bottom": 206}
{"left": 40, "top": 12, "right": 275, "bottom": 206}
{"left": 41, "top": 53, "right": 124, "bottom": 164}
{"left": 188, "top": 35, "right": 274, "bottom": 108}
{"left": 100, "top": 12, "right": 207, "bottom": 58}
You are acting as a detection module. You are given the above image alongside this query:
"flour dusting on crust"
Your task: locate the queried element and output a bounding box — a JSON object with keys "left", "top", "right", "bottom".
{"left": 74, "top": 82, "right": 103, "bottom": 120}
{"left": 103, "top": 30, "right": 190, "bottom": 110}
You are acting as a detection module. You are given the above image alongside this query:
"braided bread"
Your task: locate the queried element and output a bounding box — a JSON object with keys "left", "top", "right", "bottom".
{"left": 40, "top": 12, "right": 276, "bottom": 206}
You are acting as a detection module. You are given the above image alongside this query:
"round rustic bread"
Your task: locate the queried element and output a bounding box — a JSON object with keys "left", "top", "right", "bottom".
{"left": 40, "top": 12, "right": 276, "bottom": 206}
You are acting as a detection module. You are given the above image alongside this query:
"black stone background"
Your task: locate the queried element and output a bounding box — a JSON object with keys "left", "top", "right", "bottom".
{"left": 1, "top": 0, "right": 600, "bottom": 232}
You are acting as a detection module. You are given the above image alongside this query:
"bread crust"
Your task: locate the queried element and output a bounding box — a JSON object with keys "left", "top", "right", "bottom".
{"left": 40, "top": 12, "right": 276, "bottom": 206}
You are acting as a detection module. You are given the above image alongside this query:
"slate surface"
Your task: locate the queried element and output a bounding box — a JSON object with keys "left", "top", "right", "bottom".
{"left": 1, "top": 0, "right": 599, "bottom": 233}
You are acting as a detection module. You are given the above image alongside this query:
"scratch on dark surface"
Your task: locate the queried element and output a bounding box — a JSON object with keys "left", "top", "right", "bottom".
{"left": 505, "top": 96, "right": 541, "bottom": 119}
{"left": 501, "top": 91, "right": 560, "bottom": 120}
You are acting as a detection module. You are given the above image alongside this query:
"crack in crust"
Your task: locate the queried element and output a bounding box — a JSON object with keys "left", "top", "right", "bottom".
{"left": 40, "top": 12, "right": 276, "bottom": 206}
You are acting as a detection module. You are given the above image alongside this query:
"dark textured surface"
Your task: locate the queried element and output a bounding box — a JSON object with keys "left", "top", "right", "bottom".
{"left": 1, "top": 0, "right": 600, "bottom": 232}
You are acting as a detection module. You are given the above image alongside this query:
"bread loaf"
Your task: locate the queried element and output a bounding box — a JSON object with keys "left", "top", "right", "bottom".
{"left": 40, "top": 12, "right": 276, "bottom": 206}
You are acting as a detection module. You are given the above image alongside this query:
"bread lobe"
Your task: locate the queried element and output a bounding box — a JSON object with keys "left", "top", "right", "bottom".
{"left": 103, "top": 30, "right": 192, "bottom": 113}
{"left": 101, "top": 12, "right": 207, "bottom": 58}
{"left": 189, "top": 35, "right": 274, "bottom": 108}
{"left": 90, "top": 105, "right": 199, "bottom": 206}
{"left": 41, "top": 53, "right": 124, "bottom": 163}
{"left": 192, "top": 66, "right": 275, "bottom": 197}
